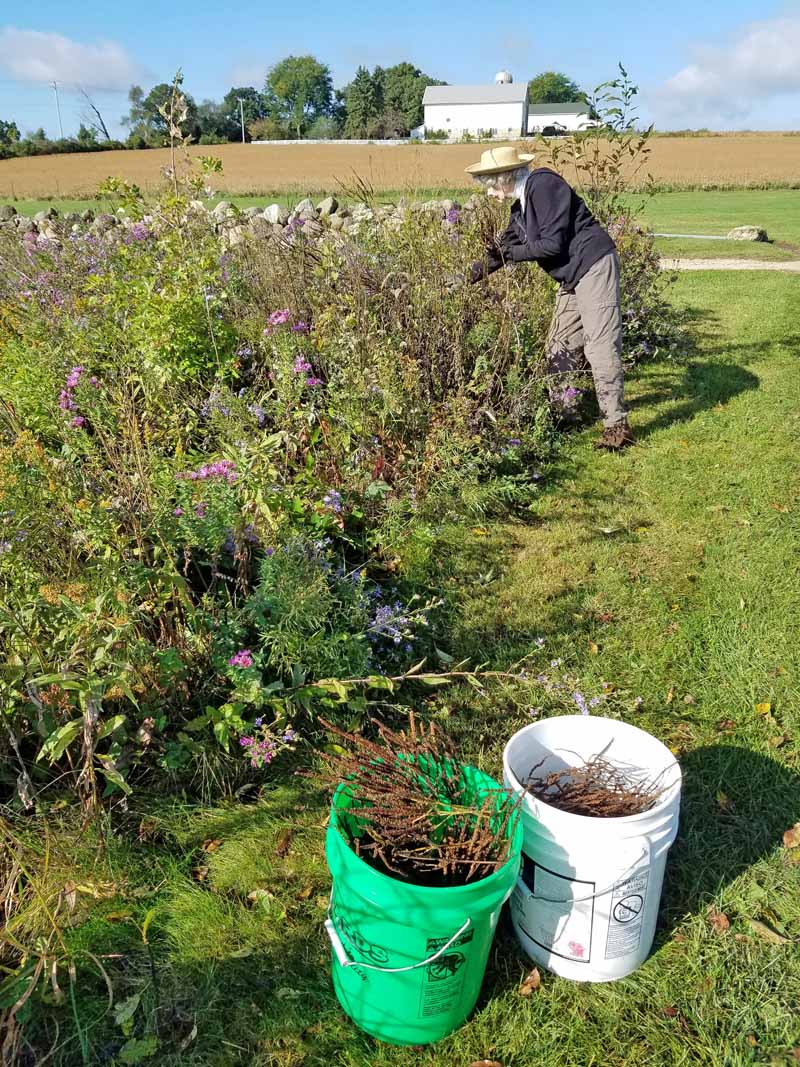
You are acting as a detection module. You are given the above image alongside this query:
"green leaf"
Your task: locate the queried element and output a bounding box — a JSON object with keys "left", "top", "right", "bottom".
{"left": 415, "top": 674, "right": 452, "bottom": 688}
{"left": 113, "top": 993, "right": 140, "bottom": 1028}
{"left": 118, "top": 1035, "right": 160, "bottom": 1064}
{"left": 97, "top": 715, "right": 126, "bottom": 740}
{"left": 39, "top": 719, "right": 82, "bottom": 762}
{"left": 97, "top": 760, "right": 132, "bottom": 795}
{"left": 364, "top": 675, "right": 395, "bottom": 692}
{"left": 314, "top": 679, "right": 349, "bottom": 701}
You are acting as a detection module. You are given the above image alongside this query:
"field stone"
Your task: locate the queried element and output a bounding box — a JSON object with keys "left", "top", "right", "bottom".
{"left": 328, "top": 213, "right": 345, "bottom": 231}
{"left": 242, "top": 206, "right": 261, "bottom": 218}
{"left": 15, "top": 216, "right": 36, "bottom": 234}
{"left": 316, "top": 195, "right": 338, "bottom": 216}
{"left": 34, "top": 208, "right": 58, "bottom": 224}
{"left": 81, "top": 209, "right": 95, "bottom": 222}
{"left": 294, "top": 197, "right": 316, "bottom": 216}
{"left": 727, "top": 225, "right": 768, "bottom": 242}
{"left": 91, "top": 213, "right": 117, "bottom": 234}
{"left": 0, "top": 205, "right": 17, "bottom": 221}
{"left": 262, "top": 203, "right": 288, "bottom": 225}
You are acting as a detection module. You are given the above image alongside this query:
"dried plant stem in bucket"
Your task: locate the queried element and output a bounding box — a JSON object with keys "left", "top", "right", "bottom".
{"left": 524, "top": 745, "right": 669, "bottom": 818}
{"left": 320, "top": 713, "right": 518, "bottom": 886}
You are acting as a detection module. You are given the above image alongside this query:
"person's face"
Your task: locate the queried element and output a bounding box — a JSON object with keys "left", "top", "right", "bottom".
{"left": 483, "top": 174, "right": 513, "bottom": 201}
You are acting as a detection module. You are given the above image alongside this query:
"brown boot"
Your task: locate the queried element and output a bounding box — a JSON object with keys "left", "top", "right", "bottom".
{"left": 594, "top": 420, "right": 635, "bottom": 451}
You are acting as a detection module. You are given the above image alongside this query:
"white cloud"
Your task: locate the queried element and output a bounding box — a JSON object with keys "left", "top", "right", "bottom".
{"left": 0, "top": 27, "right": 140, "bottom": 90}
{"left": 652, "top": 15, "right": 800, "bottom": 126}
{"left": 228, "top": 58, "right": 269, "bottom": 89}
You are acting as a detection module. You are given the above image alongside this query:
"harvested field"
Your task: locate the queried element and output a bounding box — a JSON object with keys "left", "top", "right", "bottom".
{"left": 1, "top": 134, "right": 799, "bottom": 199}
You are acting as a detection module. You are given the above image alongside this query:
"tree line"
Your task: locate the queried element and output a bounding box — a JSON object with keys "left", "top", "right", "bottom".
{"left": 0, "top": 65, "right": 585, "bottom": 158}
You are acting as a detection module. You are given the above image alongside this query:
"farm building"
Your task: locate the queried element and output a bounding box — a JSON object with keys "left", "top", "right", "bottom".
{"left": 527, "top": 102, "right": 597, "bottom": 134}
{"left": 421, "top": 72, "right": 529, "bottom": 139}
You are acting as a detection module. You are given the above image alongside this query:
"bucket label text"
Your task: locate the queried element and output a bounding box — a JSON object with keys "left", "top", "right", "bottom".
{"left": 418, "top": 930, "right": 473, "bottom": 1017}
{"left": 605, "top": 870, "right": 649, "bottom": 960}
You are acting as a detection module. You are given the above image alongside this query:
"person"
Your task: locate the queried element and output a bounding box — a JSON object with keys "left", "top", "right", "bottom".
{"left": 465, "top": 145, "right": 634, "bottom": 451}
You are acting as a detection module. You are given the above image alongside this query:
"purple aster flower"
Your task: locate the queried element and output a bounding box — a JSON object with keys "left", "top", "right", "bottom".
{"left": 194, "top": 502, "right": 208, "bottom": 518}
{"left": 572, "top": 690, "right": 589, "bottom": 715}
{"left": 322, "top": 490, "right": 343, "bottom": 513}
{"left": 0, "top": 541, "right": 12, "bottom": 555}
{"left": 173, "top": 507, "right": 183, "bottom": 516}
{"left": 305, "top": 376, "right": 323, "bottom": 388}
{"left": 445, "top": 207, "right": 460, "bottom": 223}
{"left": 293, "top": 355, "right": 312, "bottom": 374}
{"left": 291, "top": 321, "right": 310, "bottom": 333}
{"left": 228, "top": 649, "right": 254, "bottom": 669}
{"left": 70, "top": 416, "right": 86, "bottom": 429}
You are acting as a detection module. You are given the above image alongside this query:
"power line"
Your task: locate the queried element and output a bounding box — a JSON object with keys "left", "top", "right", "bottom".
{"left": 51, "top": 81, "right": 63, "bottom": 137}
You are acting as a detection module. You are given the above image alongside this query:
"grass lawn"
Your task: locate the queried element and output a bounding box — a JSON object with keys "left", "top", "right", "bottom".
{"left": 641, "top": 190, "right": 800, "bottom": 261}
{"left": 13, "top": 271, "right": 800, "bottom": 1065}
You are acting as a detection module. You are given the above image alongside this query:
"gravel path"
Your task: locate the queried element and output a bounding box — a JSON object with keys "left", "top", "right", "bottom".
{"left": 661, "top": 257, "right": 800, "bottom": 273}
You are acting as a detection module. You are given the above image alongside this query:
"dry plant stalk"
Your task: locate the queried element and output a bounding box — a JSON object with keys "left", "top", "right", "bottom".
{"left": 524, "top": 751, "right": 666, "bottom": 818}
{"left": 320, "top": 713, "right": 517, "bottom": 887}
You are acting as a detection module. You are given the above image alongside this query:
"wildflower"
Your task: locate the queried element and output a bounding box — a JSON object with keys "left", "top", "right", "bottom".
{"left": 282, "top": 727, "right": 297, "bottom": 742}
{"left": 0, "top": 541, "right": 12, "bottom": 555}
{"left": 173, "top": 507, "right": 183, "bottom": 516}
{"left": 248, "top": 403, "right": 267, "bottom": 428}
{"left": 572, "top": 690, "right": 589, "bottom": 715}
{"left": 228, "top": 649, "right": 254, "bottom": 669}
{"left": 634, "top": 696, "right": 644, "bottom": 708}
{"left": 69, "top": 415, "right": 86, "bottom": 429}
{"left": 534, "top": 636, "right": 545, "bottom": 647}
{"left": 265, "top": 308, "right": 291, "bottom": 333}
{"left": 194, "top": 502, "right": 208, "bottom": 518}
{"left": 291, "top": 321, "right": 310, "bottom": 333}
{"left": 265, "top": 547, "right": 275, "bottom": 557}
{"left": 445, "top": 207, "right": 460, "bottom": 224}
{"left": 177, "top": 460, "right": 237, "bottom": 484}
{"left": 550, "top": 659, "right": 562, "bottom": 668}
{"left": 254, "top": 717, "right": 263, "bottom": 728}
{"left": 322, "top": 490, "right": 343, "bottom": 513}
{"left": 305, "top": 376, "right": 323, "bottom": 388}
{"left": 65, "top": 366, "right": 84, "bottom": 389}
{"left": 507, "top": 438, "right": 521, "bottom": 447}
{"left": 58, "top": 390, "right": 76, "bottom": 411}
{"left": 293, "top": 355, "right": 312, "bottom": 374}
{"left": 589, "top": 696, "right": 602, "bottom": 708}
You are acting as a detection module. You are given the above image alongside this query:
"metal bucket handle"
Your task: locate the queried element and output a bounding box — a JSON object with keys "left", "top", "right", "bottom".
{"left": 325, "top": 911, "right": 471, "bottom": 974}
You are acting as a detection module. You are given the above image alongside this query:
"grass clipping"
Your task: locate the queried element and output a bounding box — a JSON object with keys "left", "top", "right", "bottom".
{"left": 320, "top": 714, "right": 517, "bottom": 887}
{"left": 524, "top": 747, "right": 668, "bottom": 818}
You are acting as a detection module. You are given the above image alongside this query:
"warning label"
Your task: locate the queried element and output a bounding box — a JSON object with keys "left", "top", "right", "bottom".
{"left": 512, "top": 856, "right": 595, "bottom": 964}
{"left": 419, "top": 930, "right": 473, "bottom": 1018}
{"left": 605, "top": 870, "right": 649, "bottom": 960}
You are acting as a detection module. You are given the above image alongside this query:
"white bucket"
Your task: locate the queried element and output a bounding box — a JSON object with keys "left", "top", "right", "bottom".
{"left": 503, "top": 715, "right": 681, "bottom": 982}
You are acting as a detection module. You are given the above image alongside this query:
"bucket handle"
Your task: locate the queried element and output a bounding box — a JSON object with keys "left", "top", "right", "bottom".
{"left": 516, "top": 845, "right": 648, "bottom": 904}
{"left": 325, "top": 912, "right": 471, "bottom": 973}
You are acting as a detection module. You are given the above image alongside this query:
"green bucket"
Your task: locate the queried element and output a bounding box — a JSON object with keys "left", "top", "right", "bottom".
{"left": 324, "top": 766, "right": 522, "bottom": 1046}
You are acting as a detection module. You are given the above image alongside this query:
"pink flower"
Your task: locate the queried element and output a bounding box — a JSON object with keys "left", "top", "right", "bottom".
{"left": 228, "top": 649, "right": 254, "bottom": 669}
{"left": 70, "top": 416, "right": 86, "bottom": 428}
{"left": 293, "top": 355, "right": 312, "bottom": 374}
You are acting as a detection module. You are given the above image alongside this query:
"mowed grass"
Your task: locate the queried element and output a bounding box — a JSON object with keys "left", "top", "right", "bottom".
{"left": 642, "top": 189, "right": 800, "bottom": 261}
{"left": 18, "top": 271, "right": 800, "bottom": 1066}
{"left": 2, "top": 134, "right": 800, "bottom": 200}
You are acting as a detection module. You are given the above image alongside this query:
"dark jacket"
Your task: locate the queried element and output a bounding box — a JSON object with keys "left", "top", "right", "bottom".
{"left": 472, "top": 167, "right": 615, "bottom": 290}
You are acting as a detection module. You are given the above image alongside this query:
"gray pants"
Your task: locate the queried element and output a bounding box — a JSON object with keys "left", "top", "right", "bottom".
{"left": 546, "top": 251, "right": 627, "bottom": 428}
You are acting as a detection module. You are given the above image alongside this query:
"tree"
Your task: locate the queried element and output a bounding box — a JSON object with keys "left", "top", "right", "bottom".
{"left": 121, "top": 79, "right": 200, "bottom": 145}
{"left": 80, "top": 89, "right": 112, "bottom": 141}
{"left": 249, "top": 116, "right": 288, "bottom": 141}
{"left": 380, "top": 62, "right": 444, "bottom": 133}
{"left": 0, "top": 119, "right": 20, "bottom": 146}
{"left": 76, "top": 123, "right": 98, "bottom": 147}
{"left": 343, "top": 66, "right": 382, "bottom": 138}
{"left": 221, "top": 87, "right": 266, "bottom": 141}
{"left": 264, "top": 55, "right": 332, "bottom": 139}
{"left": 528, "top": 71, "right": 586, "bottom": 104}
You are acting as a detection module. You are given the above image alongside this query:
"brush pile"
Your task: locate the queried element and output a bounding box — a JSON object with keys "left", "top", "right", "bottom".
{"left": 524, "top": 752, "right": 666, "bottom": 818}
{"left": 320, "top": 714, "right": 518, "bottom": 887}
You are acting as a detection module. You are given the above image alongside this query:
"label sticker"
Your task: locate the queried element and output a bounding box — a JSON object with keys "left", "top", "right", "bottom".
{"left": 512, "top": 856, "right": 595, "bottom": 964}
{"left": 605, "top": 870, "right": 649, "bottom": 960}
{"left": 419, "top": 929, "right": 474, "bottom": 1018}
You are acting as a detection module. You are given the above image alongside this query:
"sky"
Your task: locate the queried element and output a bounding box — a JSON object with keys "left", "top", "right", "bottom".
{"left": 1, "top": 0, "right": 800, "bottom": 138}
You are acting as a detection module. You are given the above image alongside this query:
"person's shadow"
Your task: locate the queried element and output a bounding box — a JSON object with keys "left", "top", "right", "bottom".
{"left": 657, "top": 744, "right": 800, "bottom": 938}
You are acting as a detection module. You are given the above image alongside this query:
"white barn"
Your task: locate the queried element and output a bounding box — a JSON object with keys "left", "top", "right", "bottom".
{"left": 421, "top": 72, "right": 529, "bottom": 139}
{"left": 527, "top": 102, "right": 597, "bottom": 133}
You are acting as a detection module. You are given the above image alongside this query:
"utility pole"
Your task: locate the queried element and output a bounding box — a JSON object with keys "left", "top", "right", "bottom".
{"left": 52, "top": 81, "right": 64, "bottom": 138}
{"left": 237, "top": 97, "right": 246, "bottom": 143}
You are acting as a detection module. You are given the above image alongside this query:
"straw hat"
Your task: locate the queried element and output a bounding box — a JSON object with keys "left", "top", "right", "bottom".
{"left": 465, "top": 146, "right": 535, "bottom": 176}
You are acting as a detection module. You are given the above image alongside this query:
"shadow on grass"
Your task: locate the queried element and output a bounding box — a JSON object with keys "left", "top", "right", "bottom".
{"left": 658, "top": 744, "right": 800, "bottom": 937}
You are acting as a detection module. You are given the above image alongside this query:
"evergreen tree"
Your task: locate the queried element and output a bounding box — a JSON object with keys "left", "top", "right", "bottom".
{"left": 343, "top": 66, "right": 382, "bottom": 138}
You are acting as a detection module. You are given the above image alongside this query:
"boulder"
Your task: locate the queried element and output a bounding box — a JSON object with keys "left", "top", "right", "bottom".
{"left": 90, "top": 213, "right": 117, "bottom": 234}
{"left": 328, "top": 213, "right": 346, "bottom": 231}
{"left": 15, "top": 216, "right": 36, "bottom": 234}
{"left": 249, "top": 217, "right": 272, "bottom": 238}
{"left": 302, "top": 219, "right": 323, "bottom": 238}
{"left": 34, "top": 208, "right": 58, "bottom": 224}
{"left": 242, "top": 206, "right": 261, "bottom": 218}
{"left": 294, "top": 197, "right": 316, "bottom": 216}
{"left": 81, "top": 209, "right": 95, "bottom": 223}
{"left": 0, "top": 204, "right": 17, "bottom": 221}
{"left": 263, "top": 203, "right": 289, "bottom": 225}
{"left": 727, "top": 225, "right": 768, "bottom": 242}
{"left": 316, "top": 195, "right": 338, "bottom": 216}
{"left": 63, "top": 212, "right": 81, "bottom": 225}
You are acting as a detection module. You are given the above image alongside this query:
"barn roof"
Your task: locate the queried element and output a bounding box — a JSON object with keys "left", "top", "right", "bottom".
{"left": 423, "top": 84, "right": 528, "bottom": 106}
{"left": 528, "top": 102, "right": 590, "bottom": 115}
